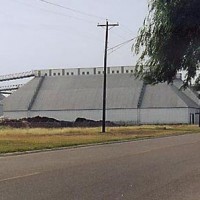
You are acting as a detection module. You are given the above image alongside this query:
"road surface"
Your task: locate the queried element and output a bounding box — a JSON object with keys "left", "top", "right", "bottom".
{"left": 0, "top": 133, "right": 200, "bottom": 200}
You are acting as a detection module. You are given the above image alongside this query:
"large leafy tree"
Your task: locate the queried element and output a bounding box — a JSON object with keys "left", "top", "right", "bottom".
{"left": 193, "top": 77, "right": 200, "bottom": 91}
{"left": 134, "top": 0, "right": 200, "bottom": 87}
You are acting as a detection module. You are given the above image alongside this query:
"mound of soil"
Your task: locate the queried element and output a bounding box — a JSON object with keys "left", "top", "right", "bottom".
{"left": 0, "top": 116, "right": 117, "bottom": 128}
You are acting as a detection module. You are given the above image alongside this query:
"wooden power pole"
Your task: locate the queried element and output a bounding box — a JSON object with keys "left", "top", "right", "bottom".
{"left": 98, "top": 20, "right": 119, "bottom": 133}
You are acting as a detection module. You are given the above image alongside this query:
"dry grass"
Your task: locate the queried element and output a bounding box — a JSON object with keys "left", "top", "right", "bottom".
{"left": 0, "top": 125, "right": 199, "bottom": 154}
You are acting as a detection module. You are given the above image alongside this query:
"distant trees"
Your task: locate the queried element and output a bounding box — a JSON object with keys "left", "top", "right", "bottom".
{"left": 133, "top": 0, "right": 200, "bottom": 87}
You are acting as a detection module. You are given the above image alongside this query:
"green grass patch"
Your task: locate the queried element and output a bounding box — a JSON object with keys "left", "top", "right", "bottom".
{"left": 0, "top": 125, "right": 199, "bottom": 154}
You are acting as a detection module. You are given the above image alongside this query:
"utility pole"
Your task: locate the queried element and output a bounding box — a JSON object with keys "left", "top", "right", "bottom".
{"left": 98, "top": 20, "right": 119, "bottom": 133}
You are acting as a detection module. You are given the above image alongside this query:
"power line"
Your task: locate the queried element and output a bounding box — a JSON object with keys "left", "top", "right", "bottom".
{"left": 111, "top": 31, "right": 127, "bottom": 40}
{"left": 11, "top": 0, "right": 137, "bottom": 44}
{"left": 14, "top": 0, "right": 97, "bottom": 24}
{"left": 10, "top": 0, "right": 103, "bottom": 42}
{"left": 108, "top": 37, "right": 137, "bottom": 55}
{"left": 38, "top": 0, "right": 106, "bottom": 20}
{"left": 108, "top": 37, "right": 136, "bottom": 50}
{"left": 109, "top": 26, "right": 134, "bottom": 41}
{"left": 11, "top": 0, "right": 137, "bottom": 46}
{"left": 121, "top": 24, "right": 135, "bottom": 35}
{"left": 37, "top": 1, "right": 136, "bottom": 42}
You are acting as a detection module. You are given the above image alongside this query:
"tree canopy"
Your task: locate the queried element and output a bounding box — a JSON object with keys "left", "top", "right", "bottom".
{"left": 134, "top": 0, "right": 200, "bottom": 87}
{"left": 193, "top": 76, "right": 200, "bottom": 91}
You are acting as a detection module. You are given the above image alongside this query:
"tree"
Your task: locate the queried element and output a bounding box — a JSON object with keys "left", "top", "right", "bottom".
{"left": 134, "top": 0, "right": 200, "bottom": 87}
{"left": 193, "top": 76, "right": 200, "bottom": 91}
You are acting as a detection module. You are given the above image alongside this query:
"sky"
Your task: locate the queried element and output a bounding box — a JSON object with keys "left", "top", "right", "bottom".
{"left": 0, "top": 0, "right": 148, "bottom": 75}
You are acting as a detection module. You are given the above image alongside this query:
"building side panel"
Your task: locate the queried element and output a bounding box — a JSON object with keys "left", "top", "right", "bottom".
{"left": 79, "top": 68, "right": 94, "bottom": 75}
{"left": 30, "top": 110, "right": 101, "bottom": 121}
{"left": 123, "top": 66, "right": 135, "bottom": 74}
{"left": 140, "top": 108, "right": 189, "bottom": 124}
{"left": 4, "top": 111, "right": 28, "bottom": 119}
{"left": 29, "top": 109, "right": 137, "bottom": 123}
{"left": 0, "top": 104, "right": 3, "bottom": 116}
{"left": 109, "top": 66, "right": 122, "bottom": 74}
{"left": 107, "top": 109, "right": 138, "bottom": 124}
{"left": 188, "top": 108, "right": 200, "bottom": 124}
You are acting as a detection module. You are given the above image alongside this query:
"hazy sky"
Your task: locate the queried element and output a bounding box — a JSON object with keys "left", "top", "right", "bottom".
{"left": 0, "top": 0, "right": 148, "bottom": 75}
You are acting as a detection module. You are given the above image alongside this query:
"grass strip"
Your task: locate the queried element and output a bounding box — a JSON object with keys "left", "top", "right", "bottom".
{"left": 0, "top": 125, "right": 199, "bottom": 154}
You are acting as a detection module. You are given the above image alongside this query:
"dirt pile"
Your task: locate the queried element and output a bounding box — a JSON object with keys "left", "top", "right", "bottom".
{"left": 0, "top": 116, "right": 117, "bottom": 128}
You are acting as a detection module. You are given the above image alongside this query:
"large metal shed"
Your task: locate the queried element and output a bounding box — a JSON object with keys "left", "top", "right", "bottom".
{"left": 2, "top": 66, "right": 200, "bottom": 124}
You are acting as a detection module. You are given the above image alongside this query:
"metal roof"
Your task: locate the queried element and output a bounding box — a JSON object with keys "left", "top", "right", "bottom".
{"left": 31, "top": 74, "right": 143, "bottom": 110}
{"left": 3, "top": 74, "right": 199, "bottom": 112}
{"left": 2, "top": 78, "right": 41, "bottom": 111}
{"left": 173, "top": 79, "right": 200, "bottom": 106}
{"left": 141, "top": 82, "right": 199, "bottom": 108}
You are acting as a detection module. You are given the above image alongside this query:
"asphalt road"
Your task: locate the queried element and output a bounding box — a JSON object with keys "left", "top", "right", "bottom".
{"left": 0, "top": 133, "right": 200, "bottom": 200}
